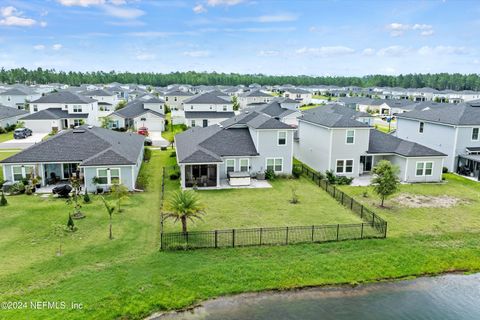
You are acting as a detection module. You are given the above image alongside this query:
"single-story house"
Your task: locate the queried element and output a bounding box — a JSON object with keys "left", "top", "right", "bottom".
{"left": 1, "top": 126, "right": 145, "bottom": 192}
{"left": 109, "top": 99, "right": 165, "bottom": 131}
{"left": 22, "top": 108, "right": 89, "bottom": 133}
{"left": 0, "top": 105, "right": 28, "bottom": 128}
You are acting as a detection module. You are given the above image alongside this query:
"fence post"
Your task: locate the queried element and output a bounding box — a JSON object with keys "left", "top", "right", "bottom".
{"left": 333, "top": 186, "right": 336, "bottom": 198}
{"left": 232, "top": 229, "right": 235, "bottom": 248}
{"left": 384, "top": 222, "right": 388, "bottom": 238}
{"left": 186, "top": 232, "right": 189, "bottom": 246}
{"left": 360, "top": 223, "right": 364, "bottom": 239}
{"left": 372, "top": 214, "right": 375, "bottom": 227}
{"left": 160, "top": 232, "right": 163, "bottom": 250}
{"left": 215, "top": 230, "right": 218, "bottom": 248}
{"left": 336, "top": 224, "right": 340, "bottom": 241}
{"left": 350, "top": 197, "right": 354, "bottom": 210}
{"left": 360, "top": 205, "right": 364, "bottom": 219}
{"left": 341, "top": 191, "right": 344, "bottom": 205}
{"left": 260, "top": 227, "right": 263, "bottom": 245}
{"left": 285, "top": 227, "right": 289, "bottom": 245}
{"left": 311, "top": 225, "right": 315, "bottom": 242}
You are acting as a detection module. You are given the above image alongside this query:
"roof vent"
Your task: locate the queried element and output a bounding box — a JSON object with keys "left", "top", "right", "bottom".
{"left": 73, "top": 129, "right": 86, "bottom": 133}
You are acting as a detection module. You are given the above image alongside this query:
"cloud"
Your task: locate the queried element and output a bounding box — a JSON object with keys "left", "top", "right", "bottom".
{"left": 258, "top": 50, "right": 279, "bottom": 57}
{"left": 52, "top": 44, "right": 63, "bottom": 50}
{"left": 219, "top": 13, "right": 298, "bottom": 23}
{"left": 57, "top": 0, "right": 105, "bottom": 6}
{"left": 377, "top": 45, "right": 409, "bottom": 57}
{"left": 295, "top": 46, "right": 355, "bottom": 57}
{"left": 33, "top": 44, "right": 46, "bottom": 50}
{"left": 362, "top": 48, "right": 375, "bottom": 56}
{"left": 418, "top": 45, "right": 471, "bottom": 55}
{"left": 206, "top": 0, "right": 245, "bottom": 6}
{"left": 0, "top": 6, "right": 38, "bottom": 27}
{"left": 193, "top": 4, "right": 207, "bottom": 14}
{"left": 183, "top": 50, "right": 211, "bottom": 57}
{"left": 386, "top": 22, "right": 434, "bottom": 37}
{"left": 135, "top": 53, "right": 156, "bottom": 61}
{"left": 102, "top": 5, "right": 144, "bottom": 19}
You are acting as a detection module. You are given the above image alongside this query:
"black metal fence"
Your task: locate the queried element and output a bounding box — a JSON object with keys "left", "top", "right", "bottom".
{"left": 294, "top": 163, "right": 387, "bottom": 236}
{"left": 159, "top": 162, "right": 387, "bottom": 250}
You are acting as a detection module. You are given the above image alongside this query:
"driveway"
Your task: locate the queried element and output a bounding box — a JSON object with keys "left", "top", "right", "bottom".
{"left": 0, "top": 132, "right": 48, "bottom": 149}
{"left": 149, "top": 131, "right": 169, "bottom": 147}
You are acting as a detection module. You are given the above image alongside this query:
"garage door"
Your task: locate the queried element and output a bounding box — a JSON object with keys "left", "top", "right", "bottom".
{"left": 135, "top": 118, "right": 164, "bottom": 131}
{"left": 24, "top": 120, "right": 53, "bottom": 133}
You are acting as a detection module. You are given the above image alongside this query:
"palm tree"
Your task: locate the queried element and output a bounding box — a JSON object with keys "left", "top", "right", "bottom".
{"left": 165, "top": 191, "right": 205, "bottom": 233}
{"left": 101, "top": 197, "right": 116, "bottom": 239}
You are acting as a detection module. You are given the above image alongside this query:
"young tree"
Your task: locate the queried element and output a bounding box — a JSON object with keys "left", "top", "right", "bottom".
{"left": 165, "top": 190, "right": 205, "bottom": 233}
{"left": 371, "top": 160, "right": 400, "bottom": 207}
{"left": 232, "top": 95, "right": 240, "bottom": 111}
{"left": 100, "top": 116, "right": 112, "bottom": 128}
{"left": 67, "top": 176, "right": 84, "bottom": 219}
{"left": 110, "top": 183, "right": 129, "bottom": 212}
{"left": 115, "top": 100, "right": 127, "bottom": 110}
{"left": 0, "top": 191, "right": 7, "bottom": 206}
{"left": 101, "top": 197, "right": 116, "bottom": 240}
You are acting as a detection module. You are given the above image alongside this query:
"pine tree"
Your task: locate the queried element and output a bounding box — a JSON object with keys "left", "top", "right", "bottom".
{"left": 83, "top": 189, "right": 90, "bottom": 203}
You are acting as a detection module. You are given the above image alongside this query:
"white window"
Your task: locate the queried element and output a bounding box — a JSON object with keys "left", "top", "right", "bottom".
{"left": 174, "top": 97, "right": 177, "bottom": 102}
{"left": 472, "top": 128, "right": 479, "bottom": 141}
{"left": 346, "top": 130, "right": 355, "bottom": 144}
{"left": 225, "top": 159, "right": 235, "bottom": 173}
{"left": 191, "top": 120, "right": 196, "bottom": 127}
{"left": 73, "top": 105, "right": 82, "bottom": 113}
{"left": 278, "top": 131, "right": 287, "bottom": 145}
{"left": 33, "top": 105, "right": 38, "bottom": 112}
{"left": 336, "top": 159, "right": 353, "bottom": 174}
{"left": 165, "top": 97, "right": 169, "bottom": 101}
{"left": 416, "top": 161, "right": 433, "bottom": 176}
{"left": 239, "top": 159, "right": 249, "bottom": 172}
{"left": 266, "top": 158, "right": 283, "bottom": 172}
{"left": 96, "top": 168, "right": 121, "bottom": 185}
{"left": 73, "top": 119, "right": 83, "bottom": 127}
{"left": 12, "top": 165, "right": 34, "bottom": 182}
{"left": 419, "top": 122, "right": 424, "bottom": 133}
{"left": 223, "top": 106, "right": 227, "bottom": 111}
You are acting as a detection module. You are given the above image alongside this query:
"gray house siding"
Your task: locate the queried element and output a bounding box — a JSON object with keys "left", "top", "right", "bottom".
{"left": 294, "top": 120, "right": 331, "bottom": 172}
{"left": 372, "top": 154, "right": 443, "bottom": 182}
{"left": 329, "top": 128, "right": 370, "bottom": 177}
{"left": 396, "top": 118, "right": 456, "bottom": 170}
{"left": 83, "top": 165, "right": 136, "bottom": 192}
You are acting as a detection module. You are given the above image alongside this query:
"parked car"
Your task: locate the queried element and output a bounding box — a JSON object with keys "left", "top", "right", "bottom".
{"left": 13, "top": 128, "right": 33, "bottom": 139}
{"left": 137, "top": 127, "right": 149, "bottom": 136}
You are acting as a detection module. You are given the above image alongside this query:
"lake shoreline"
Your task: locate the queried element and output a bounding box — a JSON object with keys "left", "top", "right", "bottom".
{"left": 146, "top": 269, "right": 479, "bottom": 320}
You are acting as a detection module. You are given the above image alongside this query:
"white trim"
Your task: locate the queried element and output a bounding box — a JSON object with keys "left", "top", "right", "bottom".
{"left": 415, "top": 161, "right": 434, "bottom": 177}
{"left": 239, "top": 158, "right": 250, "bottom": 172}
{"left": 277, "top": 131, "right": 287, "bottom": 146}
{"left": 265, "top": 157, "right": 284, "bottom": 173}
{"left": 471, "top": 127, "right": 479, "bottom": 141}
{"left": 11, "top": 164, "right": 35, "bottom": 182}
{"left": 404, "top": 157, "right": 409, "bottom": 181}
{"left": 335, "top": 159, "right": 354, "bottom": 174}
{"left": 96, "top": 167, "right": 121, "bottom": 185}
{"left": 345, "top": 129, "right": 355, "bottom": 144}
{"left": 225, "top": 159, "right": 235, "bottom": 174}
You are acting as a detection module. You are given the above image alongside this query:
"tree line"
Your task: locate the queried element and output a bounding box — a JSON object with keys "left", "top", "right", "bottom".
{"left": 2, "top": 68, "right": 480, "bottom": 91}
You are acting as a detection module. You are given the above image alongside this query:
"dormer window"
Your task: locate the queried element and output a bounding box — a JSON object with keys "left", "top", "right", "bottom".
{"left": 419, "top": 122, "right": 424, "bottom": 133}
{"left": 346, "top": 130, "right": 355, "bottom": 144}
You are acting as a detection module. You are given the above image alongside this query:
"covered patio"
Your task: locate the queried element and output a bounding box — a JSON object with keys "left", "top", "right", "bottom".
{"left": 457, "top": 153, "right": 480, "bottom": 181}
{"left": 184, "top": 164, "right": 219, "bottom": 188}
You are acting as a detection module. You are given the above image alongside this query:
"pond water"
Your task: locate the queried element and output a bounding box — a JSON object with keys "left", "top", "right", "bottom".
{"left": 155, "top": 273, "right": 480, "bottom": 320}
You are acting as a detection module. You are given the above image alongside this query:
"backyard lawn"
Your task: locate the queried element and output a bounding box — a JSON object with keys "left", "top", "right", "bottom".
{"left": 1, "top": 151, "right": 480, "bottom": 320}
{"left": 161, "top": 113, "right": 186, "bottom": 143}
{"left": 0, "top": 131, "right": 13, "bottom": 142}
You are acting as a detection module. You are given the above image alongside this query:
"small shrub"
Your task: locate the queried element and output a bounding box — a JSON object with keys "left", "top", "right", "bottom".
{"left": 10, "top": 182, "right": 25, "bottom": 194}
{"left": 325, "top": 170, "right": 336, "bottom": 184}
{"left": 290, "top": 186, "right": 299, "bottom": 204}
{"left": 265, "top": 168, "right": 276, "bottom": 180}
{"left": 67, "top": 214, "right": 76, "bottom": 231}
{"left": 25, "top": 185, "right": 34, "bottom": 195}
{"left": 292, "top": 166, "right": 302, "bottom": 178}
{"left": 0, "top": 127, "right": 6, "bottom": 134}
{"left": 169, "top": 172, "right": 179, "bottom": 180}
{"left": 83, "top": 190, "right": 91, "bottom": 203}
{"left": 136, "top": 163, "right": 149, "bottom": 190}
{"left": 144, "top": 147, "right": 152, "bottom": 161}
{"left": 160, "top": 146, "right": 167, "bottom": 151}
{"left": 442, "top": 166, "right": 449, "bottom": 173}
{"left": 336, "top": 176, "right": 353, "bottom": 185}
{"left": 362, "top": 190, "right": 369, "bottom": 198}
{"left": 0, "top": 192, "right": 7, "bottom": 206}
{"left": 5, "top": 124, "right": 17, "bottom": 132}
{"left": 169, "top": 151, "right": 176, "bottom": 158}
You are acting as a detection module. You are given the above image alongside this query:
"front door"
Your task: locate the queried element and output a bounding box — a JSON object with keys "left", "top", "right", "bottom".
{"left": 63, "top": 119, "right": 68, "bottom": 129}
{"left": 202, "top": 119, "right": 208, "bottom": 127}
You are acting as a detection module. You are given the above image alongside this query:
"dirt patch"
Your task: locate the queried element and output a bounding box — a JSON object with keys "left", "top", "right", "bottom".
{"left": 393, "top": 193, "right": 467, "bottom": 208}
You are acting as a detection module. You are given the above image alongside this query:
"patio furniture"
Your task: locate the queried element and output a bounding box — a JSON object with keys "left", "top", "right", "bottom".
{"left": 47, "top": 172, "right": 59, "bottom": 185}
{"left": 52, "top": 184, "right": 72, "bottom": 198}
{"left": 228, "top": 171, "right": 251, "bottom": 186}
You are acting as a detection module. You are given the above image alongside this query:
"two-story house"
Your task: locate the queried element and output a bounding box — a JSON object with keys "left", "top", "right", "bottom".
{"left": 81, "top": 88, "right": 120, "bottom": 117}
{"left": 175, "top": 111, "right": 295, "bottom": 188}
{"left": 182, "top": 91, "right": 235, "bottom": 128}
{"left": 109, "top": 97, "right": 165, "bottom": 132}
{"left": 247, "top": 98, "right": 302, "bottom": 126}
{"left": 238, "top": 90, "right": 274, "bottom": 109}
{"left": 282, "top": 88, "right": 312, "bottom": 105}
{"left": 23, "top": 91, "right": 99, "bottom": 132}
{"left": 395, "top": 101, "right": 480, "bottom": 177}
{"left": 294, "top": 108, "right": 446, "bottom": 183}
{"left": 0, "top": 87, "right": 41, "bottom": 110}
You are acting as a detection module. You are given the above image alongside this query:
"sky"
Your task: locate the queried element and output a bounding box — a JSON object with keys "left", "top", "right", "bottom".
{"left": 0, "top": 0, "right": 479, "bottom": 76}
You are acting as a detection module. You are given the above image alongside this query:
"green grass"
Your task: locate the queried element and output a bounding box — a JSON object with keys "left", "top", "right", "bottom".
{"left": 1, "top": 154, "right": 480, "bottom": 319}
{"left": 0, "top": 131, "right": 14, "bottom": 142}
{"left": 312, "top": 94, "right": 337, "bottom": 101}
{"left": 300, "top": 104, "right": 323, "bottom": 111}
{"left": 0, "top": 150, "right": 20, "bottom": 181}
{"left": 161, "top": 113, "right": 186, "bottom": 143}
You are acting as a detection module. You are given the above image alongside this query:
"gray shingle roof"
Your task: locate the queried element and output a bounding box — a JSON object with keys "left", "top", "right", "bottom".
{"left": 184, "top": 92, "right": 232, "bottom": 104}
{"left": 239, "top": 90, "right": 273, "bottom": 98}
{"left": 22, "top": 108, "right": 89, "bottom": 120}
{"left": 248, "top": 100, "right": 297, "bottom": 118}
{"left": 175, "top": 125, "right": 258, "bottom": 164}
{"left": 284, "top": 88, "right": 310, "bottom": 94}
{"left": 1, "top": 126, "right": 144, "bottom": 166}
{"left": 397, "top": 102, "right": 480, "bottom": 125}
{"left": 0, "top": 88, "right": 33, "bottom": 96}
{"left": 164, "top": 90, "right": 194, "bottom": 97}
{"left": 113, "top": 100, "right": 164, "bottom": 118}
{"left": 221, "top": 111, "right": 293, "bottom": 129}
{"left": 184, "top": 111, "right": 235, "bottom": 119}
{"left": 368, "top": 130, "right": 446, "bottom": 157}
{"left": 0, "top": 105, "right": 28, "bottom": 120}
{"left": 32, "top": 91, "right": 96, "bottom": 104}
{"left": 300, "top": 107, "right": 371, "bottom": 128}
{"left": 81, "top": 89, "right": 114, "bottom": 97}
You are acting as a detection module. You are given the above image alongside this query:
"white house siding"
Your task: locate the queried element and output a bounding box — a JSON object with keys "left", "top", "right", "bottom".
{"left": 23, "top": 119, "right": 57, "bottom": 132}
{"left": 133, "top": 113, "right": 164, "bottom": 131}
{"left": 108, "top": 114, "right": 126, "bottom": 129}
{"left": 0, "top": 114, "right": 25, "bottom": 128}
{"left": 294, "top": 120, "right": 331, "bottom": 172}
{"left": 183, "top": 103, "right": 233, "bottom": 112}
{"left": 0, "top": 93, "right": 41, "bottom": 109}
{"left": 329, "top": 128, "right": 370, "bottom": 178}
{"left": 396, "top": 118, "right": 456, "bottom": 171}
{"left": 186, "top": 117, "right": 226, "bottom": 128}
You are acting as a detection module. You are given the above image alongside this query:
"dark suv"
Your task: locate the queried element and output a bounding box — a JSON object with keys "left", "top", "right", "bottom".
{"left": 13, "top": 128, "right": 33, "bottom": 139}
